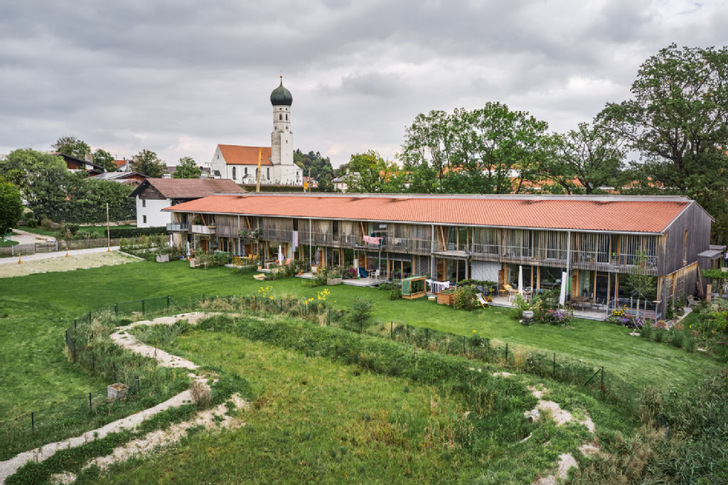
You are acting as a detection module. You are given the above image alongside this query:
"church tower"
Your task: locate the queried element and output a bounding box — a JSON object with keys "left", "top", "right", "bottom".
{"left": 270, "top": 76, "right": 293, "bottom": 168}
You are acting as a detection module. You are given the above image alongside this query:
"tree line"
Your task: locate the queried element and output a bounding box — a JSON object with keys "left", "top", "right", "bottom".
{"left": 338, "top": 44, "right": 728, "bottom": 243}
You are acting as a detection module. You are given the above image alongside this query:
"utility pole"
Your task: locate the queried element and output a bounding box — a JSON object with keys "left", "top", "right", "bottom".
{"left": 106, "top": 203, "right": 110, "bottom": 252}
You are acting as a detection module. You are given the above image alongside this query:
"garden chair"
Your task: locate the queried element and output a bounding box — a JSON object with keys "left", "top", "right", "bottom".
{"left": 476, "top": 292, "right": 490, "bottom": 309}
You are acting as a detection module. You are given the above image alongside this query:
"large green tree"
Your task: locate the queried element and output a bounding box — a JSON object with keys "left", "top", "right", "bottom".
{"left": 52, "top": 136, "right": 91, "bottom": 160}
{"left": 599, "top": 44, "right": 728, "bottom": 241}
{"left": 0, "top": 149, "right": 73, "bottom": 220}
{"left": 173, "top": 156, "right": 202, "bottom": 179}
{"left": 131, "top": 149, "right": 166, "bottom": 178}
{"left": 294, "top": 150, "right": 334, "bottom": 183}
{"left": 93, "top": 148, "right": 117, "bottom": 172}
{"left": 400, "top": 103, "right": 550, "bottom": 194}
{"left": 538, "top": 122, "right": 625, "bottom": 194}
{"left": 0, "top": 181, "right": 23, "bottom": 239}
{"left": 345, "top": 151, "right": 403, "bottom": 193}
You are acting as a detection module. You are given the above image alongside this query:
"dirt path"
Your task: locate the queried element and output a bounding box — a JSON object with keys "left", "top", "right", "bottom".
{"left": 0, "top": 313, "right": 239, "bottom": 484}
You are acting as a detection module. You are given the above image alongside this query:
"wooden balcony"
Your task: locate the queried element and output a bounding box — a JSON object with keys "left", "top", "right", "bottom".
{"left": 191, "top": 224, "right": 215, "bottom": 235}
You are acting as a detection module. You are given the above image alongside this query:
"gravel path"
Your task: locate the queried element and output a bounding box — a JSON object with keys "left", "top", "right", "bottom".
{"left": 0, "top": 313, "right": 225, "bottom": 484}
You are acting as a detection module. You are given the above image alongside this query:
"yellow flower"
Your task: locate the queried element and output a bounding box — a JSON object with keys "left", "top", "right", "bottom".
{"left": 473, "top": 330, "right": 477, "bottom": 334}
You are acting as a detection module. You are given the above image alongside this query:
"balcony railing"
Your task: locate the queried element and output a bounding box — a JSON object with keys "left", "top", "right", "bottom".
{"left": 215, "top": 225, "right": 238, "bottom": 237}
{"left": 261, "top": 228, "right": 293, "bottom": 242}
{"left": 191, "top": 224, "right": 215, "bottom": 235}
{"left": 166, "top": 222, "right": 189, "bottom": 232}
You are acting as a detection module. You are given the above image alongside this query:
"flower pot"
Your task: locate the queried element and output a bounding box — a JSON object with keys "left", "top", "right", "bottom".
{"left": 522, "top": 310, "right": 534, "bottom": 325}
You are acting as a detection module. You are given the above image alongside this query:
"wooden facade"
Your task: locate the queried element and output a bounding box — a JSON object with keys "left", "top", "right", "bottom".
{"left": 166, "top": 194, "right": 712, "bottom": 318}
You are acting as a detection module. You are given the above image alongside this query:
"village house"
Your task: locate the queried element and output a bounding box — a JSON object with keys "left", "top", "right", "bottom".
{"left": 130, "top": 178, "right": 244, "bottom": 228}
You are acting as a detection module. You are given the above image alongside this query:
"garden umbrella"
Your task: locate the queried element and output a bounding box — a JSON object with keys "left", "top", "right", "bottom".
{"left": 559, "top": 271, "right": 568, "bottom": 306}
{"left": 518, "top": 265, "right": 524, "bottom": 295}
{"left": 278, "top": 245, "right": 284, "bottom": 263}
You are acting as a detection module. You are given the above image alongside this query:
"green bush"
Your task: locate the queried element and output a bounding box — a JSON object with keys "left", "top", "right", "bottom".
{"left": 670, "top": 329, "right": 684, "bottom": 348}
{"left": 108, "top": 227, "right": 167, "bottom": 238}
{"left": 389, "top": 286, "right": 401, "bottom": 300}
{"left": 452, "top": 285, "right": 478, "bottom": 311}
{"left": 640, "top": 321, "right": 653, "bottom": 339}
{"left": 349, "top": 297, "right": 373, "bottom": 331}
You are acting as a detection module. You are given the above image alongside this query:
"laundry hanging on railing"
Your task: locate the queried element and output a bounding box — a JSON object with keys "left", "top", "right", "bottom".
{"left": 363, "top": 235, "right": 382, "bottom": 245}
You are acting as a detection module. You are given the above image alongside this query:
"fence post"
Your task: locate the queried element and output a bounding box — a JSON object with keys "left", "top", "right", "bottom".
{"left": 88, "top": 312, "right": 92, "bottom": 324}
{"left": 505, "top": 343, "right": 509, "bottom": 365}
{"left": 601, "top": 367, "right": 605, "bottom": 398}
{"left": 31, "top": 412, "right": 34, "bottom": 432}
{"left": 114, "top": 304, "right": 118, "bottom": 317}
{"left": 88, "top": 392, "right": 92, "bottom": 413}
{"left": 142, "top": 299, "right": 146, "bottom": 316}
{"left": 425, "top": 328, "right": 429, "bottom": 347}
{"left": 390, "top": 321, "right": 393, "bottom": 339}
{"left": 74, "top": 319, "right": 77, "bottom": 330}
{"left": 92, "top": 351, "right": 95, "bottom": 371}
{"left": 553, "top": 353, "right": 556, "bottom": 376}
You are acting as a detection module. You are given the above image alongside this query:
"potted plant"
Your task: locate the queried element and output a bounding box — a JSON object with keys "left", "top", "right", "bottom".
{"left": 327, "top": 268, "right": 343, "bottom": 285}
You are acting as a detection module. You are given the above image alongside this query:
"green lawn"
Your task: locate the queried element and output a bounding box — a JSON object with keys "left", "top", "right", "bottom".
{"left": 0, "top": 260, "right": 718, "bottom": 419}
{"left": 0, "top": 260, "right": 720, "bottom": 460}
{"left": 0, "top": 237, "right": 19, "bottom": 247}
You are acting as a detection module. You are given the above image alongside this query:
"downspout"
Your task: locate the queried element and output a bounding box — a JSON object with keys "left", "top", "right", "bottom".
{"left": 430, "top": 223, "right": 436, "bottom": 280}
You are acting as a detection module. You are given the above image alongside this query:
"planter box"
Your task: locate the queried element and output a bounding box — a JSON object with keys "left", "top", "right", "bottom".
{"left": 156, "top": 254, "right": 169, "bottom": 263}
{"left": 327, "top": 277, "right": 343, "bottom": 285}
{"left": 437, "top": 290, "right": 455, "bottom": 305}
{"left": 189, "top": 258, "right": 199, "bottom": 268}
{"left": 107, "top": 383, "right": 129, "bottom": 401}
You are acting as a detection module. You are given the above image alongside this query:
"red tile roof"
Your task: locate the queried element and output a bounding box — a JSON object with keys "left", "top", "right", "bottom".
{"left": 165, "top": 194, "right": 691, "bottom": 234}
{"left": 219, "top": 145, "right": 272, "bottom": 166}
{"left": 136, "top": 178, "right": 244, "bottom": 199}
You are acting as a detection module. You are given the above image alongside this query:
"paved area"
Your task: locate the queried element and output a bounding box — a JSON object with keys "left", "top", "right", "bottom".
{"left": 7, "top": 228, "right": 55, "bottom": 245}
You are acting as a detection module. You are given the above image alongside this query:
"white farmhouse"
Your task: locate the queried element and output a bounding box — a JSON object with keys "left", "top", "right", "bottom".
{"left": 131, "top": 178, "right": 244, "bottom": 228}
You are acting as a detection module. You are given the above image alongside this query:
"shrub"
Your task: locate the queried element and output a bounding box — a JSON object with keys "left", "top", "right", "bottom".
{"left": 452, "top": 285, "right": 478, "bottom": 311}
{"left": 640, "top": 321, "right": 653, "bottom": 339}
{"left": 608, "top": 307, "right": 644, "bottom": 330}
{"left": 510, "top": 294, "right": 531, "bottom": 319}
{"left": 189, "top": 380, "right": 212, "bottom": 410}
{"left": 389, "top": 286, "right": 401, "bottom": 300}
{"left": 670, "top": 329, "right": 684, "bottom": 348}
{"left": 654, "top": 328, "right": 667, "bottom": 343}
{"left": 41, "top": 218, "right": 59, "bottom": 230}
{"left": 683, "top": 334, "right": 696, "bottom": 352}
{"left": 349, "top": 297, "right": 373, "bottom": 331}
{"left": 535, "top": 308, "right": 572, "bottom": 326}
{"left": 108, "top": 226, "right": 167, "bottom": 238}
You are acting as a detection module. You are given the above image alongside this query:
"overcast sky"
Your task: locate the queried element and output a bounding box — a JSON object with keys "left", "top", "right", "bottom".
{"left": 1, "top": 0, "right": 726, "bottom": 168}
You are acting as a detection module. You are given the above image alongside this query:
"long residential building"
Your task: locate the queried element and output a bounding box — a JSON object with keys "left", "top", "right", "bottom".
{"left": 164, "top": 193, "right": 712, "bottom": 316}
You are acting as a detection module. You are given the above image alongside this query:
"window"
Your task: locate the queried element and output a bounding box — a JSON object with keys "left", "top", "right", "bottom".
{"left": 232, "top": 167, "right": 236, "bottom": 180}
{"left": 285, "top": 114, "right": 288, "bottom": 120}
{"left": 267, "top": 167, "right": 270, "bottom": 179}
{"left": 142, "top": 199, "right": 146, "bottom": 208}
{"left": 244, "top": 167, "right": 248, "bottom": 176}
{"left": 143, "top": 215, "right": 147, "bottom": 224}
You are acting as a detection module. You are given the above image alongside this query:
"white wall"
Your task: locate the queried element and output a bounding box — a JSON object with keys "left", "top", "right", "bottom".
{"left": 136, "top": 197, "right": 172, "bottom": 228}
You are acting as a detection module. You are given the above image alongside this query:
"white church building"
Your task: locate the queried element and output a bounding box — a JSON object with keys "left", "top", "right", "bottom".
{"left": 208, "top": 77, "right": 302, "bottom": 186}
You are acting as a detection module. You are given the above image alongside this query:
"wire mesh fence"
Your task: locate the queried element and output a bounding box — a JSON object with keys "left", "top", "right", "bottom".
{"left": 0, "top": 238, "right": 120, "bottom": 258}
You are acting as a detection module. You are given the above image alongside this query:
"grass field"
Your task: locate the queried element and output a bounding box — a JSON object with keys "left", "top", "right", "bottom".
{"left": 0, "top": 260, "right": 719, "bottom": 419}
{"left": 0, "top": 259, "right": 722, "bottom": 465}
{"left": 74, "top": 327, "right": 591, "bottom": 484}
